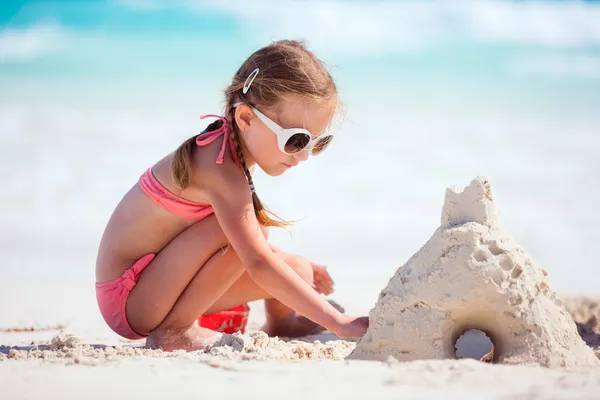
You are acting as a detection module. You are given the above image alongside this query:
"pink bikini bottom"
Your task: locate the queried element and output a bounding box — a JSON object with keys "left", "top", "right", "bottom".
{"left": 95, "top": 253, "right": 156, "bottom": 340}
{"left": 96, "top": 253, "right": 250, "bottom": 340}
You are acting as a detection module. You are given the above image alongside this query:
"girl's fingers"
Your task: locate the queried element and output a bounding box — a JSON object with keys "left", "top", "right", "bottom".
{"left": 310, "top": 261, "right": 335, "bottom": 295}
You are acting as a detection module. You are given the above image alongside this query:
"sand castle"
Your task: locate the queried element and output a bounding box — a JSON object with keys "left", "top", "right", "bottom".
{"left": 348, "top": 177, "right": 600, "bottom": 368}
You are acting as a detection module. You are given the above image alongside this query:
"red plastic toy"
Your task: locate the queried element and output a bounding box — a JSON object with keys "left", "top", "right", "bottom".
{"left": 197, "top": 303, "right": 250, "bottom": 334}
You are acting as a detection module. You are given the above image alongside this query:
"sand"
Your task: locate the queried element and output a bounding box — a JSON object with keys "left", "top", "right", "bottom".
{"left": 2, "top": 300, "right": 600, "bottom": 399}
{"left": 0, "top": 330, "right": 356, "bottom": 364}
{"left": 349, "top": 177, "right": 599, "bottom": 368}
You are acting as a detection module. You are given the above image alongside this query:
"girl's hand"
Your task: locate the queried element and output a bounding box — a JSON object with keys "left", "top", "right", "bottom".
{"left": 332, "top": 315, "right": 369, "bottom": 339}
{"left": 310, "top": 261, "right": 334, "bottom": 295}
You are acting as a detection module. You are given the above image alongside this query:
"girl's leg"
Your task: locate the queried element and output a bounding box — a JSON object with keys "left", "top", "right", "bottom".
{"left": 125, "top": 214, "right": 325, "bottom": 350}
{"left": 206, "top": 251, "right": 340, "bottom": 337}
{"left": 202, "top": 250, "right": 313, "bottom": 313}
{"left": 125, "top": 214, "right": 263, "bottom": 351}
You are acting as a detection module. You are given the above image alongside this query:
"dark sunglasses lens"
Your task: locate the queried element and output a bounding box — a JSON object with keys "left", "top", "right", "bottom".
{"left": 284, "top": 133, "right": 310, "bottom": 153}
{"left": 311, "top": 135, "right": 333, "bottom": 155}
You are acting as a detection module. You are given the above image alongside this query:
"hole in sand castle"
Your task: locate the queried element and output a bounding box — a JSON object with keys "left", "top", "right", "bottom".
{"left": 455, "top": 329, "right": 495, "bottom": 363}
{"left": 511, "top": 264, "right": 523, "bottom": 279}
{"left": 487, "top": 241, "right": 503, "bottom": 256}
{"left": 554, "top": 298, "right": 563, "bottom": 307}
{"left": 474, "top": 249, "right": 489, "bottom": 262}
{"left": 490, "top": 268, "right": 504, "bottom": 286}
{"left": 498, "top": 255, "right": 514, "bottom": 271}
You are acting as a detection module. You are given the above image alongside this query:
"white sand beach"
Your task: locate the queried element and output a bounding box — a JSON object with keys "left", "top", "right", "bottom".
{"left": 2, "top": 288, "right": 600, "bottom": 400}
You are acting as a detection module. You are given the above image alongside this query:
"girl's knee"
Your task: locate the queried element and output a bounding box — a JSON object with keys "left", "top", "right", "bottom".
{"left": 279, "top": 253, "right": 313, "bottom": 286}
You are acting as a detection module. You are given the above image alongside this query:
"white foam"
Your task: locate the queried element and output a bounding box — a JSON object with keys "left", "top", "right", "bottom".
{"left": 0, "top": 20, "right": 67, "bottom": 62}
{"left": 509, "top": 54, "right": 600, "bottom": 79}
{"left": 199, "top": 0, "right": 600, "bottom": 54}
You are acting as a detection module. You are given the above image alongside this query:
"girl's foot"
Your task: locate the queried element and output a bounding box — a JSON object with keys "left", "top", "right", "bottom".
{"left": 263, "top": 314, "right": 325, "bottom": 338}
{"left": 262, "top": 300, "right": 345, "bottom": 338}
{"left": 146, "top": 323, "right": 222, "bottom": 352}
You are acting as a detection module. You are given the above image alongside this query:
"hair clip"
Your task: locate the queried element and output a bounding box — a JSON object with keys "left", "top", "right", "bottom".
{"left": 243, "top": 68, "right": 260, "bottom": 94}
{"left": 249, "top": 183, "right": 256, "bottom": 193}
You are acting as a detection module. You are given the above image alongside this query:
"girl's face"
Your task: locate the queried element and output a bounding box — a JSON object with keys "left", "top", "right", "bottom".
{"left": 235, "top": 95, "right": 334, "bottom": 176}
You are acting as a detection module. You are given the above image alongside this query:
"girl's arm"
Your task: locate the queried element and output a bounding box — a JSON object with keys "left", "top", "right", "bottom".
{"left": 269, "top": 244, "right": 335, "bottom": 296}
{"left": 204, "top": 164, "right": 346, "bottom": 333}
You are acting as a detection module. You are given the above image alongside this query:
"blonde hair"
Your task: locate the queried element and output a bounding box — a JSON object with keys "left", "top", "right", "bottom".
{"left": 171, "top": 40, "right": 339, "bottom": 228}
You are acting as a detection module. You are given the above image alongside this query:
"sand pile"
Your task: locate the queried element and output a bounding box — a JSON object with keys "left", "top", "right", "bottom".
{"left": 0, "top": 333, "right": 168, "bottom": 365}
{"left": 565, "top": 297, "right": 600, "bottom": 351}
{"left": 0, "top": 331, "right": 355, "bottom": 364}
{"left": 205, "top": 331, "right": 355, "bottom": 360}
{"left": 348, "top": 177, "right": 600, "bottom": 369}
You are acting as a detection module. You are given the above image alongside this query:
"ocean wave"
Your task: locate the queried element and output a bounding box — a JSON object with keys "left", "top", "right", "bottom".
{"left": 509, "top": 54, "right": 600, "bottom": 79}
{"left": 196, "top": 0, "right": 600, "bottom": 53}
{"left": 4, "top": 1, "right": 600, "bottom": 64}
{"left": 0, "top": 20, "right": 67, "bottom": 62}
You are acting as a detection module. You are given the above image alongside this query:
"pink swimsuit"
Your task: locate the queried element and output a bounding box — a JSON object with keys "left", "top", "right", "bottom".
{"left": 95, "top": 115, "right": 248, "bottom": 340}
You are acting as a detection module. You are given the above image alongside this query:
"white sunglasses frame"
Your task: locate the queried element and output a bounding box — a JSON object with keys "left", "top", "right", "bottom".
{"left": 233, "top": 102, "right": 333, "bottom": 155}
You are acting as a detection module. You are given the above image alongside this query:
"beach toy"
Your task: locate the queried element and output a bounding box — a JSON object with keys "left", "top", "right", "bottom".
{"left": 198, "top": 303, "right": 250, "bottom": 334}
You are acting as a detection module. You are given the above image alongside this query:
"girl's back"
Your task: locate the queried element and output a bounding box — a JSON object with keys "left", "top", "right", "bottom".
{"left": 95, "top": 133, "right": 232, "bottom": 283}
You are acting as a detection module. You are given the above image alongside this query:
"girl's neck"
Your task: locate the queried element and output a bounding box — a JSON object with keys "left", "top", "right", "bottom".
{"left": 239, "top": 139, "right": 256, "bottom": 170}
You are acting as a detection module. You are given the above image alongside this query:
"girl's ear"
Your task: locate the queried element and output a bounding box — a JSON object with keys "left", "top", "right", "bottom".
{"left": 234, "top": 104, "right": 255, "bottom": 132}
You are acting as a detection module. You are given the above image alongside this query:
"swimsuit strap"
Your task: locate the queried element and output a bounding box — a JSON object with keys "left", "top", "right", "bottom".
{"left": 197, "top": 114, "right": 241, "bottom": 167}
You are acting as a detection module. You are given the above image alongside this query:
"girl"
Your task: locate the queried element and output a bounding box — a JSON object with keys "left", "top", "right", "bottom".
{"left": 95, "top": 40, "right": 369, "bottom": 351}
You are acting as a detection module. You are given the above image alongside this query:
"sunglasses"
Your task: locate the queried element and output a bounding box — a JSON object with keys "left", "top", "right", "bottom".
{"left": 233, "top": 102, "right": 333, "bottom": 155}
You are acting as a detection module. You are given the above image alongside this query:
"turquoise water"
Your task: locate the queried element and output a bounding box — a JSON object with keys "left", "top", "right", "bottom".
{"left": 1, "top": 1, "right": 600, "bottom": 306}
{"left": 2, "top": 0, "right": 600, "bottom": 106}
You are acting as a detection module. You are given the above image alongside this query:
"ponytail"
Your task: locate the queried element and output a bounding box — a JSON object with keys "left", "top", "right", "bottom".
{"left": 171, "top": 120, "right": 222, "bottom": 189}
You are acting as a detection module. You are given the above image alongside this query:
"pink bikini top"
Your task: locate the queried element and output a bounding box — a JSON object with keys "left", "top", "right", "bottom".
{"left": 139, "top": 114, "right": 241, "bottom": 221}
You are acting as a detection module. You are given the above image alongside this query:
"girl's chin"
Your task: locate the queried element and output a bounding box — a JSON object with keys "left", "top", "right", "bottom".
{"left": 252, "top": 162, "right": 286, "bottom": 177}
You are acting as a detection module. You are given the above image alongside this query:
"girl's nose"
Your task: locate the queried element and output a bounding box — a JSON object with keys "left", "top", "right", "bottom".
{"left": 293, "top": 149, "right": 310, "bottom": 161}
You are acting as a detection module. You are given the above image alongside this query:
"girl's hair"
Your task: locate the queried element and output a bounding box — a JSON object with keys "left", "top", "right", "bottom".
{"left": 171, "top": 39, "right": 339, "bottom": 228}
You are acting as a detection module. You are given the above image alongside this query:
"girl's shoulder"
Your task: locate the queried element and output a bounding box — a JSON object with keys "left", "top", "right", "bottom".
{"left": 187, "top": 126, "right": 247, "bottom": 195}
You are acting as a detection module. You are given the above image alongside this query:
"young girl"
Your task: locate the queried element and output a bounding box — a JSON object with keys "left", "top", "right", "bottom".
{"left": 95, "top": 40, "right": 369, "bottom": 351}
